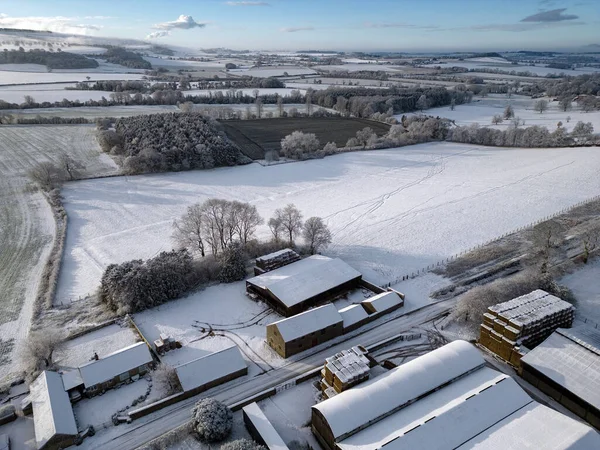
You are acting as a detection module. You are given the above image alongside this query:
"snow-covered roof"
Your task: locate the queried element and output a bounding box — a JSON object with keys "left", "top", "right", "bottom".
{"left": 313, "top": 340, "right": 485, "bottom": 441}
{"left": 520, "top": 325, "right": 600, "bottom": 411}
{"left": 247, "top": 255, "right": 362, "bottom": 308}
{"left": 339, "top": 304, "right": 369, "bottom": 329}
{"left": 175, "top": 346, "right": 247, "bottom": 392}
{"left": 31, "top": 371, "right": 77, "bottom": 448}
{"left": 455, "top": 402, "right": 600, "bottom": 449}
{"left": 242, "top": 402, "right": 289, "bottom": 450}
{"left": 61, "top": 369, "right": 83, "bottom": 391}
{"left": 79, "top": 342, "right": 153, "bottom": 388}
{"left": 256, "top": 248, "right": 298, "bottom": 263}
{"left": 269, "top": 303, "right": 342, "bottom": 342}
{"left": 361, "top": 292, "right": 402, "bottom": 313}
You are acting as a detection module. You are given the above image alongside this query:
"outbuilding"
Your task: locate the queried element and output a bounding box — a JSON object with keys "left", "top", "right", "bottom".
{"left": 267, "top": 304, "right": 343, "bottom": 358}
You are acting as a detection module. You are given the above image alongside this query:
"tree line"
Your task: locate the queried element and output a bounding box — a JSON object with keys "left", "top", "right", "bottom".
{"left": 99, "top": 201, "right": 332, "bottom": 313}
{"left": 103, "top": 46, "right": 152, "bottom": 70}
{"left": 0, "top": 48, "right": 99, "bottom": 70}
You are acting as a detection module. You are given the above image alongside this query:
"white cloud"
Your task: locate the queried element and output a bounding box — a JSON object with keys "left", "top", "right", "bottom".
{"left": 0, "top": 14, "right": 101, "bottom": 35}
{"left": 146, "top": 30, "right": 170, "bottom": 40}
{"left": 152, "top": 15, "right": 206, "bottom": 31}
{"left": 280, "top": 26, "right": 314, "bottom": 32}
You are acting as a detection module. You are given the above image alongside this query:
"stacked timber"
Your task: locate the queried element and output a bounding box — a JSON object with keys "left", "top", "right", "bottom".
{"left": 254, "top": 249, "right": 301, "bottom": 274}
{"left": 320, "top": 346, "right": 370, "bottom": 395}
{"left": 479, "top": 289, "right": 574, "bottom": 366}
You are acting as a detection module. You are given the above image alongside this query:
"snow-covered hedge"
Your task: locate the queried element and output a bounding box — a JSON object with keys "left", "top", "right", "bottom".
{"left": 191, "top": 398, "right": 233, "bottom": 442}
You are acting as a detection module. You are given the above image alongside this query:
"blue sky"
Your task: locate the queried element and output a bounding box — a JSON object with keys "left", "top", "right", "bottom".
{"left": 0, "top": 0, "right": 598, "bottom": 51}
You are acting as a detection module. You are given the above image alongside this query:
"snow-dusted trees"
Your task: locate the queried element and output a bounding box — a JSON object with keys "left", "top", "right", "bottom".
{"left": 99, "top": 249, "right": 197, "bottom": 313}
{"left": 173, "top": 204, "right": 206, "bottom": 257}
{"left": 503, "top": 105, "right": 514, "bottom": 120}
{"left": 221, "top": 439, "right": 266, "bottom": 450}
{"left": 218, "top": 242, "right": 247, "bottom": 282}
{"left": 27, "top": 161, "right": 65, "bottom": 191}
{"left": 58, "top": 153, "right": 85, "bottom": 181}
{"left": 280, "top": 131, "right": 320, "bottom": 160}
{"left": 558, "top": 97, "right": 572, "bottom": 112}
{"left": 24, "top": 330, "right": 64, "bottom": 380}
{"left": 272, "top": 204, "right": 303, "bottom": 246}
{"left": 572, "top": 121, "right": 594, "bottom": 140}
{"left": 355, "top": 127, "right": 377, "bottom": 149}
{"left": 152, "top": 364, "right": 182, "bottom": 396}
{"left": 416, "top": 94, "right": 428, "bottom": 112}
{"left": 534, "top": 99, "right": 548, "bottom": 114}
{"left": 173, "top": 200, "right": 263, "bottom": 257}
{"left": 191, "top": 398, "right": 233, "bottom": 442}
{"left": 491, "top": 115, "right": 503, "bottom": 125}
{"left": 303, "top": 217, "right": 332, "bottom": 254}
{"left": 322, "top": 141, "right": 338, "bottom": 156}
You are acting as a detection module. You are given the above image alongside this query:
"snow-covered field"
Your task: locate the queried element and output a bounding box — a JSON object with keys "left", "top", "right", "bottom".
{"left": 0, "top": 125, "right": 117, "bottom": 382}
{"left": 57, "top": 143, "right": 600, "bottom": 305}
{"left": 414, "top": 96, "right": 600, "bottom": 133}
{"left": 315, "top": 64, "right": 403, "bottom": 73}
{"left": 185, "top": 88, "right": 304, "bottom": 97}
{"left": 561, "top": 258, "right": 600, "bottom": 324}
{"left": 0, "top": 87, "right": 119, "bottom": 104}
{"left": 421, "top": 60, "right": 600, "bottom": 77}
{"left": 229, "top": 66, "right": 316, "bottom": 78}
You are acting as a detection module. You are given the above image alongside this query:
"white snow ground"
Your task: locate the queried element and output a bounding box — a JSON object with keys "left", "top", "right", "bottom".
{"left": 57, "top": 143, "right": 600, "bottom": 304}
{"left": 561, "top": 258, "right": 600, "bottom": 325}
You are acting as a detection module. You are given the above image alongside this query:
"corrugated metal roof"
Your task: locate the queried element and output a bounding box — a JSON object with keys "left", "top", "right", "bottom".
{"left": 175, "top": 346, "right": 247, "bottom": 392}
{"left": 269, "top": 303, "right": 342, "bottom": 342}
{"left": 521, "top": 325, "right": 600, "bottom": 411}
{"left": 247, "top": 255, "right": 361, "bottom": 308}
{"left": 79, "top": 342, "right": 153, "bottom": 388}
{"left": 31, "top": 371, "right": 77, "bottom": 449}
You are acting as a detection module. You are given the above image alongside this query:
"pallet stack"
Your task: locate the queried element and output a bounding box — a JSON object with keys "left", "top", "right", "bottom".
{"left": 320, "top": 346, "right": 371, "bottom": 399}
{"left": 479, "top": 289, "right": 574, "bottom": 367}
{"left": 254, "top": 249, "right": 301, "bottom": 275}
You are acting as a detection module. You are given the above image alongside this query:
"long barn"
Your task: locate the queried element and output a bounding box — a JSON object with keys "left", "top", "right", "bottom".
{"left": 246, "top": 255, "right": 362, "bottom": 317}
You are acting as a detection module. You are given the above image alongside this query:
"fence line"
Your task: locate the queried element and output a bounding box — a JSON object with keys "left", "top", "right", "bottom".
{"left": 381, "top": 194, "right": 600, "bottom": 289}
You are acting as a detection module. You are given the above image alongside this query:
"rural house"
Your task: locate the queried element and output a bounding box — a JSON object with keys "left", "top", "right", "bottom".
{"left": 311, "top": 340, "right": 600, "bottom": 450}
{"left": 267, "top": 304, "right": 343, "bottom": 358}
{"left": 246, "top": 255, "right": 362, "bottom": 317}
{"left": 174, "top": 346, "right": 248, "bottom": 395}
{"left": 62, "top": 342, "right": 153, "bottom": 397}
{"left": 31, "top": 371, "right": 78, "bottom": 450}
{"left": 520, "top": 325, "right": 600, "bottom": 429}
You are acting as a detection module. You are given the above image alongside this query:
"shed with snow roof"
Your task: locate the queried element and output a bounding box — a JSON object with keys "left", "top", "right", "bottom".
{"left": 361, "top": 291, "right": 403, "bottom": 316}
{"left": 338, "top": 304, "right": 370, "bottom": 333}
{"left": 267, "top": 303, "right": 343, "bottom": 358}
{"left": 175, "top": 346, "right": 247, "bottom": 394}
{"left": 78, "top": 342, "right": 153, "bottom": 396}
{"left": 520, "top": 325, "right": 600, "bottom": 429}
{"left": 311, "top": 340, "right": 600, "bottom": 450}
{"left": 243, "top": 402, "right": 289, "bottom": 450}
{"left": 31, "top": 371, "right": 78, "bottom": 450}
{"left": 247, "top": 255, "right": 362, "bottom": 317}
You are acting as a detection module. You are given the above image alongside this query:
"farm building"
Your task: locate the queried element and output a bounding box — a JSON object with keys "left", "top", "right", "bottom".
{"left": 254, "top": 248, "right": 301, "bottom": 274}
{"left": 62, "top": 342, "right": 153, "bottom": 396}
{"left": 361, "top": 291, "right": 404, "bottom": 316}
{"left": 311, "top": 340, "right": 600, "bottom": 450}
{"left": 267, "top": 304, "right": 343, "bottom": 358}
{"left": 30, "top": 371, "right": 78, "bottom": 450}
{"left": 479, "top": 289, "right": 574, "bottom": 365}
{"left": 242, "top": 402, "right": 289, "bottom": 450}
{"left": 246, "top": 255, "right": 362, "bottom": 317}
{"left": 520, "top": 325, "right": 600, "bottom": 429}
{"left": 174, "top": 346, "right": 248, "bottom": 394}
{"left": 338, "top": 304, "right": 370, "bottom": 333}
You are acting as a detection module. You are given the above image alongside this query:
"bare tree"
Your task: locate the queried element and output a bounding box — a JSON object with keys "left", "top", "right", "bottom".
{"left": 24, "top": 330, "right": 64, "bottom": 380}
{"left": 255, "top": 97, "right": 263, "bottom": 119}
{"left": 27, "top": 161, "right": 65, "bottom": 191}
{"left": 230, "top": 201, "right": 263, "bottom": 243}
{"left": 582, "top": 231, "right": 598, "bottom": 264}
{"left": 173, "top": 203, "right": 206, "bottom": 257}
{"left": 58, "top": 153, "right": 85, "bottom": 181}
{"left": 179, "top": 101, "right": 194, "bottom": 113}
{"left": 558, "top": 97, "right": 572, "bottom": 112}
{"left": 153, "top": 364, "right": 182, "bottom": 395}
{"left": 572, "top": 121, "right": 594, "bottom": 140}
{"left": 355, "top": 127, "right": 376, "bottom": 148}
{"left": 200, "top": 199, "right": 231, "bottom": 254}
{"left": 450, "top": 98, "right": 456, "bottom": 111}
{"left": 276, "top": 95, "right": 284, "bottom": 117}
{"left": 303, "top": 217, "right": 332, "bottom": 254}
{"left": 273, "top": 204, "right": 303, "bottom": 246}
{"left": 534, "top": 99, "right": 548, "bottom": 114}
{"left": 491, "top": 115, "right": 503, "bottom": 125}
{"left": 268, "top": 216, "right": 283, "bottom": 242}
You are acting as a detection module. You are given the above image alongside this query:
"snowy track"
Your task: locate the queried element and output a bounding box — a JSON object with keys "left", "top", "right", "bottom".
{"left": 58, "top": 143, "right": 600, "bottom": 303}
